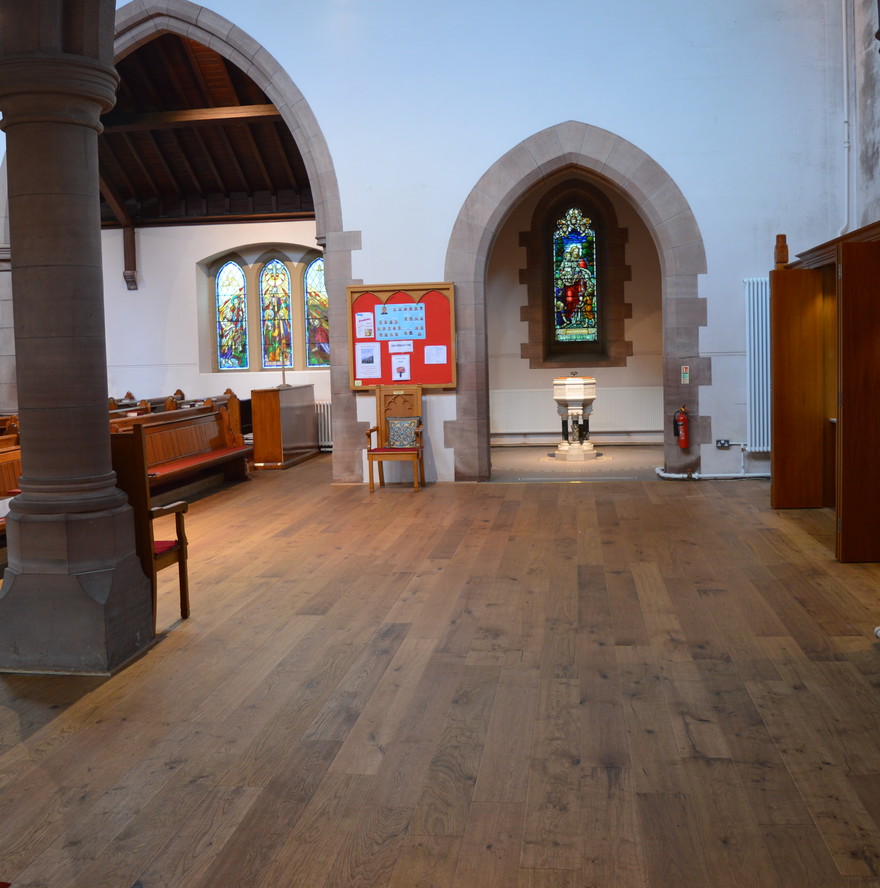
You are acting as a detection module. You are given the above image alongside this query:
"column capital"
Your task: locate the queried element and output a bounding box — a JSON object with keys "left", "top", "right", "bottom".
{"left": 0, "top": 53, "right": 118, "bottom": 132}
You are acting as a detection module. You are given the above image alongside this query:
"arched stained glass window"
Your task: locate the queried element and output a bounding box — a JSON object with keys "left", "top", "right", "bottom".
{"left": 260, "top": 259, "right": 293, "bottom": 369}
{"left": 553, "top": 208, "right": 598, "bottom": 343}
{"left": 216, "top": 260, "right": 248, "bottom": 369}
{"left": 304, "top": 257, "right": 330, "bottom": 367}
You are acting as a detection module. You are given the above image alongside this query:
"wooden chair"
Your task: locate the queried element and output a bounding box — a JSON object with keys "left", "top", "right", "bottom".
{"left": 110, "top": 425, "right": 190, "bottom": 634}
{"left": 365, "top": 384, "right": 426, "bottom": 492}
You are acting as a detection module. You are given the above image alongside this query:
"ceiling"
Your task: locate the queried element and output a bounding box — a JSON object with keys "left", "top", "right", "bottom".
{"left": 98, "top": 33, "right": 314, "bottom": 230}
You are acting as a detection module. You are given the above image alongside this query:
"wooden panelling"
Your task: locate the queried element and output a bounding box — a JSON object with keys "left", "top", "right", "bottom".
{"left": 773, "top": 233, "right": 880, "bottom": 560}
{"left": 770, "top": 266, "right": 825, "bottom": 508}
{"left": 836, "top": 242, "right": 880, "bottom": 561}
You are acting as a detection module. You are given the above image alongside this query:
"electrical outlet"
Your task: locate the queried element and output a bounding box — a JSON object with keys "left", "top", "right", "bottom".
{"left": 716, "top": 439, "right": 730, "bottom": 448}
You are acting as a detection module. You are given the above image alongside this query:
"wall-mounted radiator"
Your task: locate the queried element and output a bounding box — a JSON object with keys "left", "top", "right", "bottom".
{"left": 489, "top": 386, "right": 663, "bottom": 437}
{"left": 315, "top": 400, "right": 332, "bottom": 451}
{"left": 744, "top": 277, "right": 771, "bottom": 453}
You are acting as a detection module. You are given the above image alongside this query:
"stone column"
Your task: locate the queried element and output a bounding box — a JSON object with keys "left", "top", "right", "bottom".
{"left": 0, "top": 1, "right": 152, "bottom": 673}
{"left": 0, "top": 159, "right": 14, "bottom": 413}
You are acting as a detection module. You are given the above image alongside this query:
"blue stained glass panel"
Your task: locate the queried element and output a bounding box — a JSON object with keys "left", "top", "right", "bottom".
{"left": 260, "top": 259, "right": 293, "bottom": 369}
{"left": 553, "top": 208, "right": 598, "bottom": 343}
{"left": 216, "top": 261, "right": 248, "bottom": 369}
{"left": 304, "top": 257, "right": 330, "bottom": 367}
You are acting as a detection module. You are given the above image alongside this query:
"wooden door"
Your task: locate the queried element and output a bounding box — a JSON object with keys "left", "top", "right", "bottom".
{"left": 836, "top": 242, "right": 880, "bottom": 561}
{"left": 769, "top": 266, "right": 826, "bottom": 508}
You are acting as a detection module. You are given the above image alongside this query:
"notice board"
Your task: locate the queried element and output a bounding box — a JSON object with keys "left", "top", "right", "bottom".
{"left": 348, "top": 283, "right": 456, "bottom": 390}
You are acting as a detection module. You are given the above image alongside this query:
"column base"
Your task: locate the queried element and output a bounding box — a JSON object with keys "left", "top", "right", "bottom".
{"left": 556, "top": 441, "right": 598, "bottom": 462}
{"left": 0, "top": 555, "right": 152, "bottom": 674}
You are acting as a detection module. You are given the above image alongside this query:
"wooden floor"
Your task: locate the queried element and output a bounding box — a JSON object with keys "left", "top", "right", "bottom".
{"left": 2, "top": 456, "right": 880, "bottom": 887}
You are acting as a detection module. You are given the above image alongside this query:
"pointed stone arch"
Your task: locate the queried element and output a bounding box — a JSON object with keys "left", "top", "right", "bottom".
{"left": 444, "top": 120, "right": 707, "bottom": 480}
{"left": 114, "top": 0, "right": 363, "bottom": 480}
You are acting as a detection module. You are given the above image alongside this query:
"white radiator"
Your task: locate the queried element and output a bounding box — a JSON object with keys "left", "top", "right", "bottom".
{"left": 490, "top": 386, "right": 663, "bottom": 435}
{"left": 744, "top": 277, "right": 771, "bottom": 453}
{"left": 316, "top": 400, "right": 332, "bottom": 450}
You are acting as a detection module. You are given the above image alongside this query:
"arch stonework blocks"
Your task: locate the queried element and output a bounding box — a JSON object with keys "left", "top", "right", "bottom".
{"left": 114, "top": 0, "right": 364, "bottom": 482}
{"left": 445, "top": 120, "right": 707, "bottom": 481}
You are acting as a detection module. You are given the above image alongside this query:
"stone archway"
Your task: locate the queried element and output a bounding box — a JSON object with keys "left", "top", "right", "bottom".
{"left": 444, "top": 120, "right": 707, "bottom": 481}
{"left": 114, "top": 1, "right": 363, "bottom": 481}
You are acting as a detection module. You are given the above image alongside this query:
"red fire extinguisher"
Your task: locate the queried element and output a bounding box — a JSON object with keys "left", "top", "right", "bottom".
{"left": 673, "top": 405, "right": 690, "bottom": 449}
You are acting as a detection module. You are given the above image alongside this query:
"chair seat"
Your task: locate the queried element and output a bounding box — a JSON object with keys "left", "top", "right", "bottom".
{"left": 368, "top": 446, "right": 421, "bottom": 454}
{"left": 154, "top": 539, "right": 179, "bottom": 556}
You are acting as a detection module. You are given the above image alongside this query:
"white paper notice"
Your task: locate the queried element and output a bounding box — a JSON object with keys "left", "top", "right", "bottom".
{"left": 390, "top": 354, "right": 411, "bottom": 380}
{"left": 355, "top": 342, "right": 381, "bottom": 378}
{"left": 355, "top": 311, "right": 374, "bottom": 338}
{"left": 424, "top": 345, "right": 447, "bottom": 365}
{"left": 387, "top": 340, "right": 413, "bottom": 354}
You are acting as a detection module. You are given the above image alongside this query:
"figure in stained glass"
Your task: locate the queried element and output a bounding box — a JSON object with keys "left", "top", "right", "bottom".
{"left": 553, "top": 208, "right": 598, "bottom": 343}
{"left": 304, "top": 257, "right": 330, "bottom": 367}
{"left": 260, "top": 259, "right": 293, "bottom": 368}
{"left": 216, "top": 261, "right": 248, "bottom": 369}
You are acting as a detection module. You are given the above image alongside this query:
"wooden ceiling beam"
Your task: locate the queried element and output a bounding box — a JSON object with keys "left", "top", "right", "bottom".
{"left": 101, "top": 210, "right": 315, "bottom": 228}
{"left": 190, "top": 128, "right": 226, "bottom": 193}
{"left": 145, "top": 130, "right": 184, "bottom": 196}
{"left": 263, "top": 122, "right": 300, "bottom": 191}
{"left": 121, "top": 133, "right": 161, "bottom": 199}
{"left": 181, "top": 38, "right": 216, "bottom": 107}
{"left": 100, "top": 137, "right": 138, "bottom": 198}
{"left": 215, "top": 126, "right": 250, "bottom": 192}
{"left": 166, "top": 129, "right": 203, "bottom": 194}
{"left": 99, "top": 176, "right": 139, "bottom": 290}
{"left": 102, "top": 104, "right": 281, "bottom": 132}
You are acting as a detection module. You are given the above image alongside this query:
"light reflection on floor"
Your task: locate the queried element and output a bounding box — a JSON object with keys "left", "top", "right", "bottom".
{"left": 489, "top": 444, "right": 664, "bottom": 483}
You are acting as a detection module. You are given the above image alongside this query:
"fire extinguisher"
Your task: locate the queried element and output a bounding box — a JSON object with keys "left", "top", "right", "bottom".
{"left": 673, "top": 405, "right": 690, "bottom": 449}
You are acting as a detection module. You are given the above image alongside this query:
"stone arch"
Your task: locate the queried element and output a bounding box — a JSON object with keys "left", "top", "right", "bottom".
{"left": 444, "top": 120, "right": 707, "bottom": 480}
{"left": 114, "top": 0, "right": 363, "bottom": 481}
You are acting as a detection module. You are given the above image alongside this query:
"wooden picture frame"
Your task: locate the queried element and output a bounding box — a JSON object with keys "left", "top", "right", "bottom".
{"left": 347, "top": 282, "right": 456, "bottom": 390}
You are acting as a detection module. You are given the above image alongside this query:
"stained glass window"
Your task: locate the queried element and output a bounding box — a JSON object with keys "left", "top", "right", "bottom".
{"left": 260, "top": 259, "right": 293, "bottom": 369}
{"left": 304, "top": 257, "right": 330, "bottom": 367}
{"left": 216, "top": 260, "right": 248, "bottom": 369}
{"left": 553, "top": 208, "right": 598, "bottom": 343}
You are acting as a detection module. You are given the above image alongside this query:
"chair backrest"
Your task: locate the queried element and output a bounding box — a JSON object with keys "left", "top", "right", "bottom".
{"left": 110, "top": 427, "right": 154, "bottom": 580}
{"left": 374, "top": 385, "right": 423, "bottom": 448}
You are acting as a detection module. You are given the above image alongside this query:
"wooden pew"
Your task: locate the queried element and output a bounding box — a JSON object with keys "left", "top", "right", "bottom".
{"left": 110, "top": 401, "right": 216, "bottom": 434}
{"left": 127, "top": 406, "right": 251, "bottom": 493}
{"left": 0, "top": 448, "right": 21, "bottom": 538}
{"left": 110, "top": 390, "right": 243, "bottom": 438}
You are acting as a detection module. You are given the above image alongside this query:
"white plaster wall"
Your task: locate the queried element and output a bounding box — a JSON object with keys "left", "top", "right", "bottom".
{"left": 486, "top": 182, "right": 662, "bottom": 411}
{"left": 0, "top": 0, "right": 846, "bottom": 476}
{"left": 855, "top": 0, "right": 880, "bottom": 225}
{"left": 101, "top": 220, "right": 331, "bottom": 402}
{"left": 356, "top": 388, "right": 455, "bottom": 484}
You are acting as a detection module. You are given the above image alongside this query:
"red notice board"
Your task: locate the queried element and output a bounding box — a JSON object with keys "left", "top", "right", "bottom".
{"left": 348, "top": 283, "right": 456, "bottom": 390}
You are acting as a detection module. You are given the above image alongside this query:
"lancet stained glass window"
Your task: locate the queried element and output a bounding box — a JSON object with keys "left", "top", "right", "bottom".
{"left": 216, "top": 260, "right": 248, "bottom": 369}
{"left": 260, "top": 259, "right": 293, "bottom": 368}
{"left": 304, "top": 257, "right": 330, "bottom": 367}
{"left": 553, "top": 208, "right": 598, "bottom": 342}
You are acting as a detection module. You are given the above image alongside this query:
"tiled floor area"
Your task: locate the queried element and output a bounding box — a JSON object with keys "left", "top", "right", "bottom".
{"left": 488, "top": 444, "right": 664, "bottom": 483}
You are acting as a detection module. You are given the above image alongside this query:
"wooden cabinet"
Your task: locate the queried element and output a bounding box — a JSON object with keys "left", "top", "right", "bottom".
{"left": 251, "top": 385, "right": 319, "bottom": 470}
{"left": 771, "top": 226, "right": 880, "bottom": 561}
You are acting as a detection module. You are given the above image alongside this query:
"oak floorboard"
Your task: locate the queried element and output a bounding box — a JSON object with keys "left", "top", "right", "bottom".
{"left": 635, "top": 791, "right": 714, "bottom": 888}
{"left": 387, "top": 834, "right": 461, "bottom": 888}
{"left": 1, "top": 464, "right": 879, "bottom": 887}
{"left": 452, "top": 800, "right": 525, "bottom": 888}
{"left": 747, "top": 678, "right": 880, "bottom": 877}
{"left": 581, "top": 765, "right": 648, "bottom": 888}
{"left": 410, "top": 664, "right": 501, "bottom": 837}
{"left": 520, "top": 677, "right": 583, "bottom": 870}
